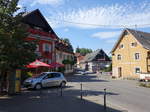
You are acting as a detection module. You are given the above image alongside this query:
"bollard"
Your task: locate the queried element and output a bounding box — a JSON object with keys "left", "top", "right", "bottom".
{"left": 104, "top": 88, "right": 107, "bottom": 110}
{"left": 60, "top": 86, "right": 63, "bottom": 96}
{"left": 80, "top": 83, "right": 83, "bottom": 100}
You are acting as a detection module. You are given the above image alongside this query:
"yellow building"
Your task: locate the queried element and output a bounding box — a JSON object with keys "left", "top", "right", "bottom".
{"left": 111, "top": 28, "right": 150, "bottom": 79}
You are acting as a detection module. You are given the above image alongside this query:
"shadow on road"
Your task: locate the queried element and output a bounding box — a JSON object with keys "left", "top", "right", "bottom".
{"left": 0, "top": 85, "right": 121, "bottom": 112}
{"left": 66, "top": 74, "right": 109, "bottom": 82}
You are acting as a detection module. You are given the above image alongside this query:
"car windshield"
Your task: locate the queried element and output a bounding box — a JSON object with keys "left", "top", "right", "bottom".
{"left": 35, "top": 73, "right": 47, "bottom": 78}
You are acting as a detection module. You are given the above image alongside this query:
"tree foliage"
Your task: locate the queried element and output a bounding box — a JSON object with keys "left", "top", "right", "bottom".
{"left": 76, "top": 47, "right": 93, "bottom": 56}
{"left": 0, "top": 0, "right": 37, "bottom": 70}
{"left": 0, "top": 0, "right": 37, "bottom": 94}
{"left": 61, "top": 38, "right": 74, "bottom": 52}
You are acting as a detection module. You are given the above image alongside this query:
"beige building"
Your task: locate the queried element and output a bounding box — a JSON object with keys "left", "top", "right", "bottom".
{"left": 111, "top": 28, "right": 150, "bottom": 79}
{"left": 55, "top": 39, "right": 74, "bottom": 74}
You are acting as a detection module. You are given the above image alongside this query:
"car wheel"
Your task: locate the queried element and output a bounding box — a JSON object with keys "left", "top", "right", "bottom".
{"left": 60, "top": 81, "right": 66, "bottom": 87}
{"left": 35, "top": 83, "right": 42, "bottom": 90}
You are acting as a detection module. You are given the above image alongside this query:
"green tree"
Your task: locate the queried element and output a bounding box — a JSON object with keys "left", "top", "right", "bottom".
{"left": 0, "top": 0, "right": 37, "bottom": 94}
{"left": 75, "top": 47, "right": 93, "bottom": 56}
{"left": 76, "top": 46, "right": 80, "bottom": 53}
{"left": 61, "top": 38, "right": 74, "bottom": 52}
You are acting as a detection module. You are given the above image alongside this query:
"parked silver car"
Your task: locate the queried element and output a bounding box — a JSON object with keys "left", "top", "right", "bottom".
{"left": 23, "top": 72, "right": 67, "bottom": 90}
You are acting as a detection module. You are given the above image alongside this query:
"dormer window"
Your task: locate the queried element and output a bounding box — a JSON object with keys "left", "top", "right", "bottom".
{"left": 117, "top": 54, "right": 122, "bottom": 60}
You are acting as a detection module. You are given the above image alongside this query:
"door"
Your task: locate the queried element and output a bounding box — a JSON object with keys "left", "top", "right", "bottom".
{"left": 118, "top": 67, "right": 122, "bottom": 78}
{"left": 51, "top": 73, "right": 61, "bottom": 86}
{"left": 42, "top": 73, "right": 55, "bottom": 87}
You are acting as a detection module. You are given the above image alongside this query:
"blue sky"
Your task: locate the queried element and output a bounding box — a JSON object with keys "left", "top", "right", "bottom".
{"left": 18, "top": 0, "right": 150, "bottom": 55}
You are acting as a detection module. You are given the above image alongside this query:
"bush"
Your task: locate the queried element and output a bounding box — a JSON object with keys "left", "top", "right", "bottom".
{"left": 139, "top": 82, "right": 150, "bottom": 88}
{"left": 112, "top": 76, "right": 116, "bottom": 79}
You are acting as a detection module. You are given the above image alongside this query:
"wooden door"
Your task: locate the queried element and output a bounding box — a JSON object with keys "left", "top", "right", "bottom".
{"left": 118, "top": 67, "right": 122, "bottom": 78}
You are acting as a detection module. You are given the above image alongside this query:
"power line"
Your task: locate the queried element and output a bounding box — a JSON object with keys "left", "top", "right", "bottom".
{"left": 49, "top": 18, "right": 150, "bottom": 28}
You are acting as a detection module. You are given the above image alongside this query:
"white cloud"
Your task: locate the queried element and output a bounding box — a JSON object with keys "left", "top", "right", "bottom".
{"left": 92, "top": 31, "right": 121, "bottom": 39}
{"left": 31, "top": 0, "right": 63, "bottom": 6}
{"left": 48, "top": 2, "right": 150, "bottom": 29}
{"left": 17, "top": 4, "right": 22, "bottom": 8}
{"left": 64, "top": 28, "right": 69, "bottom": 32}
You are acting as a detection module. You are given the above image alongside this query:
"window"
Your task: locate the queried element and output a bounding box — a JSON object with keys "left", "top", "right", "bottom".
{"left": 135, "top": 53, "right": 140, "bottom": 60}
{"left": 59, "top": 53, "right": 62, "bottom": 59}
{"left": 67, "top": 55, "right": 70, "bottom": 60}
{"left": 45, "top": 73, "right": 54, "bottom": 79}
{"left": 53, "top": 73, "right": 61, "bottom": 78}
{"left": 63, "top": 54, "right": 66, "bottom": 59}
{"left": 117, "top": 54, "right": 122, "bottom": 60}
{"left": 135, "top": 67, "right": 140, "bottom": 74}
{"left": 119, "top": 44, "right": 124, "bottom": 49}
{"left": 131, "top": 42, "right": 137, "bottom": 47}
{"left": 36, "top": 45, "right": 39, "bottom": 51}
{"left": 43, "top": 43, "right": 51, "bottom": 52}
{"left": 48, "top": 59, "right": 51, "bottom": 64}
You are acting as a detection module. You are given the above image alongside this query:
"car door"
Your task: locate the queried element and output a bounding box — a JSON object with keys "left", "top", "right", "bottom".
{"left": 51, "top": 73, "right": 61, "bottom": 86}
{"left": 42, "top": 73, "right": 55, "bottom": 87}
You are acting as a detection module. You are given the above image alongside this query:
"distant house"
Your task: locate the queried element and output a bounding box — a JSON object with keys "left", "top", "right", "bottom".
{"left": 75, "top": 53, "right": 85, "bottom": 68}
{"left": 55, "top": 39, "right": 74, "bottom": 74}
{"left": 111, "top": 28, "right": 150, "bottom": 79}
{"left": 80, "top": 49, "right": 111, "bottom": 72}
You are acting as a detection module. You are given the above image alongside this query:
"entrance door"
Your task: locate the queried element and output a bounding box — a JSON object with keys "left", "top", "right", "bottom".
{"left": 118, "top": 67, "right": 122, "bottom": 78}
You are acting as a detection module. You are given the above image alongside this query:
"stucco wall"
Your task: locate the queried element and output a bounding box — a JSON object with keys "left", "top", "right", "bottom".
{"left": 112, "top": 32, "right": 148, "bottom": 79}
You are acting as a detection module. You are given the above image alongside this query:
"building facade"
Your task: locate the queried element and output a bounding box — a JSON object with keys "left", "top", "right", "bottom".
{"left": 55, "top": 39, "right": 74, "bottom": 74}
{"left": 22, "top": 9, "right": 58, "bottom": 64}
{"left": 75, "top": 53, "right": 85, "bottom": 68}
{"left": 80, "top": 49, "right": 111, "bottom": 72}
{"left": 111, "top": 28, "right": 150, "bottom": 79}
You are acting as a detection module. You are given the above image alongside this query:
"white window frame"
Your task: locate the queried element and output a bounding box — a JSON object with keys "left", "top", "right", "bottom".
{"left": 43, "top": 43, "right": 51, "bottom": 52}
{"left": 48, "top": 59, "right": 51, "bottom": 64}
{"left": 117, "top": 54, "right": 122, "bottom": 60}
{"left": 135, "top": 67, "right": 141, "bottom": 74}
{"left": 134, "top": 53, "right": 140, "bottom": 60}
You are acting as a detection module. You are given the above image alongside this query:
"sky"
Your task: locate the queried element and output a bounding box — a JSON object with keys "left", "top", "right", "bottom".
{"left": 18, "top": 0, "right": 150, "bottom": 55}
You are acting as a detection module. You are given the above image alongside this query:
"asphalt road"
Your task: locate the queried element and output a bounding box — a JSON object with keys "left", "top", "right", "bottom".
{"left": 0, "top": 73, "right": 149, "bottom": 112}
{"left": 67, "top": 73, "right": 150, "bottom": 112}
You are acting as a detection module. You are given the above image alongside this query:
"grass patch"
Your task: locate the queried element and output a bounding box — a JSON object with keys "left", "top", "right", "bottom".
{"left": 139, "top": 82, "right": 150, "bottom": 88}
